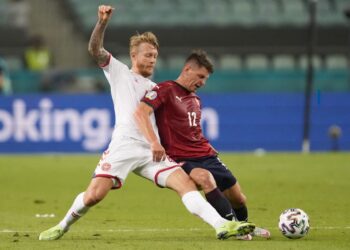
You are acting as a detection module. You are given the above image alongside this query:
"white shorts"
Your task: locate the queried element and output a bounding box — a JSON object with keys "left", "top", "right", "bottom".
{"left": 93, "top": 135, "right": 182, "bottom": 189}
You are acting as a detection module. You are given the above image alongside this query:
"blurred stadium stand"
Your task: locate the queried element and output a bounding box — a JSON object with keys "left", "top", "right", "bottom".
{"left": 67, "top": 0, "right": 347, "bottom": 28}
{"left": 0, "top": 0, "right": 350, "bottom": 93}
{"left": 1, "top": 0, "right": 349, "bottom": 152}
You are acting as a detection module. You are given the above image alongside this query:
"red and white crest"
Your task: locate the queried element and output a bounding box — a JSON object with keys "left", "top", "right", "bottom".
{"left": 101, "top": 162, "right": 112, "bottom": 171}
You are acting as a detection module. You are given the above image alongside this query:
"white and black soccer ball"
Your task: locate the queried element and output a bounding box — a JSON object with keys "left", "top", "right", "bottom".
{"left": 278, "top": 208, "right": 310, "bottom": 239}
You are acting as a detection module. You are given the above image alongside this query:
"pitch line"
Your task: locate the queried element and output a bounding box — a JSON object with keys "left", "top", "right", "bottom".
{"left": 1, "top": 226, "right": 350, "bottom": 234}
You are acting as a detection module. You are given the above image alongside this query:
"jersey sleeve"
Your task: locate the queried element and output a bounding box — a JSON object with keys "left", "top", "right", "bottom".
{"left": 141, "top": 84, "right": 169, "bottom": 110}
{"left": 101, "top": 54, "right": 129, "bottom": 86}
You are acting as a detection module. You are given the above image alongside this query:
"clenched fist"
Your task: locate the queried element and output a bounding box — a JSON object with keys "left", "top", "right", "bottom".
{"left": 98, "top": 5, "right": 115, "bottom": 23}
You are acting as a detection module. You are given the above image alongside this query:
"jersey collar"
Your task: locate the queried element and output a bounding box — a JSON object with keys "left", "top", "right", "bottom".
{"left": 172, "top": 80, "right": 191, "bottom": 94}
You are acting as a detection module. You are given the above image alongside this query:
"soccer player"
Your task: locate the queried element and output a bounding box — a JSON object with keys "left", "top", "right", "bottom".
{"left": 38, "top": 5, "right": 255, "bottom": 241}
{"left": 135, "top": 49, "right": 270, "bottom": 240}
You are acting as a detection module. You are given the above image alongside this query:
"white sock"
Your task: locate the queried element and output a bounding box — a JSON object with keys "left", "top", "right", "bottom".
{"left": 59, "top": 192, "right": 89, "bottom": 231}
{"left": 181, "top": 191, "right": 227, "bottom": 229}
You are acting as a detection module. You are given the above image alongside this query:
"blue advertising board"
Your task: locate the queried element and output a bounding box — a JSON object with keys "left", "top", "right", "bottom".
{"left": 0, "top": 93, "right": 349, "bottom": 153}
{"left": 0, "top": 94, "right": 114, "bottom": 153}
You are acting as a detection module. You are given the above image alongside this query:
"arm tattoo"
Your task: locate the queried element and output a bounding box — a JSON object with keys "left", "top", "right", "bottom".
{"left": 88, "top": 20, "right": 110, "bottom": 66}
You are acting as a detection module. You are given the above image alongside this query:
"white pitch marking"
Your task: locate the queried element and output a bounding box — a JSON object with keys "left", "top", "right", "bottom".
{"left": 1, "top": 226, "right": 350, "bottom": 233}
{"left": 311, "top": 226, "right": 350, "bottom": 230}
{"left": 0, "top": 228, "right": 207, "bottom": 233}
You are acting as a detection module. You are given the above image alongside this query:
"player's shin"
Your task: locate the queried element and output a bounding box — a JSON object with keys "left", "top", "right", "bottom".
{"left": 205, "top": 188, "right": 235, "bottom": 221}
{"left": 59, "top": 192, "right": 90, "bottom": 231}
{"left": 233, "top": 205, "right": 248, "bottom": 222}
{"left": 181, "top": 191, "right": 227, "bottom": 229}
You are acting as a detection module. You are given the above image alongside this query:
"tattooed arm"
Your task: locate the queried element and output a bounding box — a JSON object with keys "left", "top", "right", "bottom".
{"left": 88, "top": 5, "right": 115, "bottom": 66}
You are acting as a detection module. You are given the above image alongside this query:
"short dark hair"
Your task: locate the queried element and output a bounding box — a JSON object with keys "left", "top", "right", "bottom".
{"left": 185, "top": 49, "right": 214, "bottom": 74}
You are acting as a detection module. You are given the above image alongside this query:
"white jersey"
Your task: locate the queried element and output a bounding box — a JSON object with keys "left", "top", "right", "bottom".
{"left": 95, "top": 55, "right": 180, "bottom": 188}
{"left": 102, "top": 55, "right": 159, "bottom": 142}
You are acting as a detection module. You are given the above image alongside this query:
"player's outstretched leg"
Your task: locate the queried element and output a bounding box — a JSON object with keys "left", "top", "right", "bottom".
{"left": 39, "top": 177, "right": 113, "bottom": 241}
{"left": 216, "top": 221, "right": 255, "bottom": 240}
{"left": 39, "top": 192, "right": 89, "bottom": 241}
{"left": 166, "top": 169, "right": 255, "bottom": 240}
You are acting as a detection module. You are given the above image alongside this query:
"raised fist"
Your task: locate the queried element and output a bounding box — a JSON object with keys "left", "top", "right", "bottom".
{"left": 98, "top": 5, "right": 115, "bottom": 23}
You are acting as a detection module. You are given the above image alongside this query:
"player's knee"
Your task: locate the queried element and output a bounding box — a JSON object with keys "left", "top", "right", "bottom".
{"left": 181, "top": 177, "right": 197, "bottom": 192}
{"left": 190, "top": 168, "right": 216, "bottom": 191}
{"left": 84, "top": 177, "right": 113, "bottom": 206}
{"left": 167, "top": 169, "right": 197, "bottom": 195}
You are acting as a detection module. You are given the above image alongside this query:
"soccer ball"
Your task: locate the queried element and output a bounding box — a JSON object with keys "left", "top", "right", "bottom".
{"left": 278, "top": 208, "right": 310, "bottom": 239}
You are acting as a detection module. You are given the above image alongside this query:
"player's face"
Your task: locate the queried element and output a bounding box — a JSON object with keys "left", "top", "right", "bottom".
{"left": 184, "top": 65, "right": 210, "bottom": 92}
{"left": 131, "top": 43, "right": 158, "bottom": 77}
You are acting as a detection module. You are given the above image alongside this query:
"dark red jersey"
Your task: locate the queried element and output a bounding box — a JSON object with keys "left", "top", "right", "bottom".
{"left": 141, "top": 80, "right": 217, "bottom": 160}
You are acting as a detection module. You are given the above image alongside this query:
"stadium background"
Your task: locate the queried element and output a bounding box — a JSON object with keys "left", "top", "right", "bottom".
{"left": 0, "top": 0, "right": 350, "bottom": 152}
{"left": 1, "top": 1, "right": 350, "bottom": 250}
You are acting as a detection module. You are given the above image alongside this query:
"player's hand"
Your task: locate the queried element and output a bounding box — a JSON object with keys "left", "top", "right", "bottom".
{"left": 98, "top": 5, "right": 115, "bottom": 23}
{"left": 151, "top": 141, "right": 166, "bottom": 162}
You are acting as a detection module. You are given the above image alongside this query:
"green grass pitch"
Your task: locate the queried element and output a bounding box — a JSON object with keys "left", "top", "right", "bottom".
{"left": 0, "top": 153, "right": 349, "bottom": 250}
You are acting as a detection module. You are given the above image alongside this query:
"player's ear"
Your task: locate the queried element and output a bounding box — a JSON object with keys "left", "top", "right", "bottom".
{"left": 130, "top": 47, "right": 138, "bottom": 58}
{"left": 130, "top": 51, "right": 137, "bottom": 65}
{"left": 183, "top": 63, "right": 192, "bottom": 74}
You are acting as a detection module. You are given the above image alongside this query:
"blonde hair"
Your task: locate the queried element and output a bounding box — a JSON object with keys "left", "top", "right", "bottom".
{"left": 129, "top": 31, "right": 159, "bottom": 54}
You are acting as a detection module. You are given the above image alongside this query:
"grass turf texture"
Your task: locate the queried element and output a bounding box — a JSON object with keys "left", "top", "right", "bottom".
{"left": 0, "top": 153, "right": 349, "bottom": 250}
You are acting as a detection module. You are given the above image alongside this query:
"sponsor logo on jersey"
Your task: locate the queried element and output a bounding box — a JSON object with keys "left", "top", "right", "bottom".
{"left": 145, "top": 91, "right": 157, "bottom": 100}
{"left": 175, "top": 96, "right": 183, "bottom": 102}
